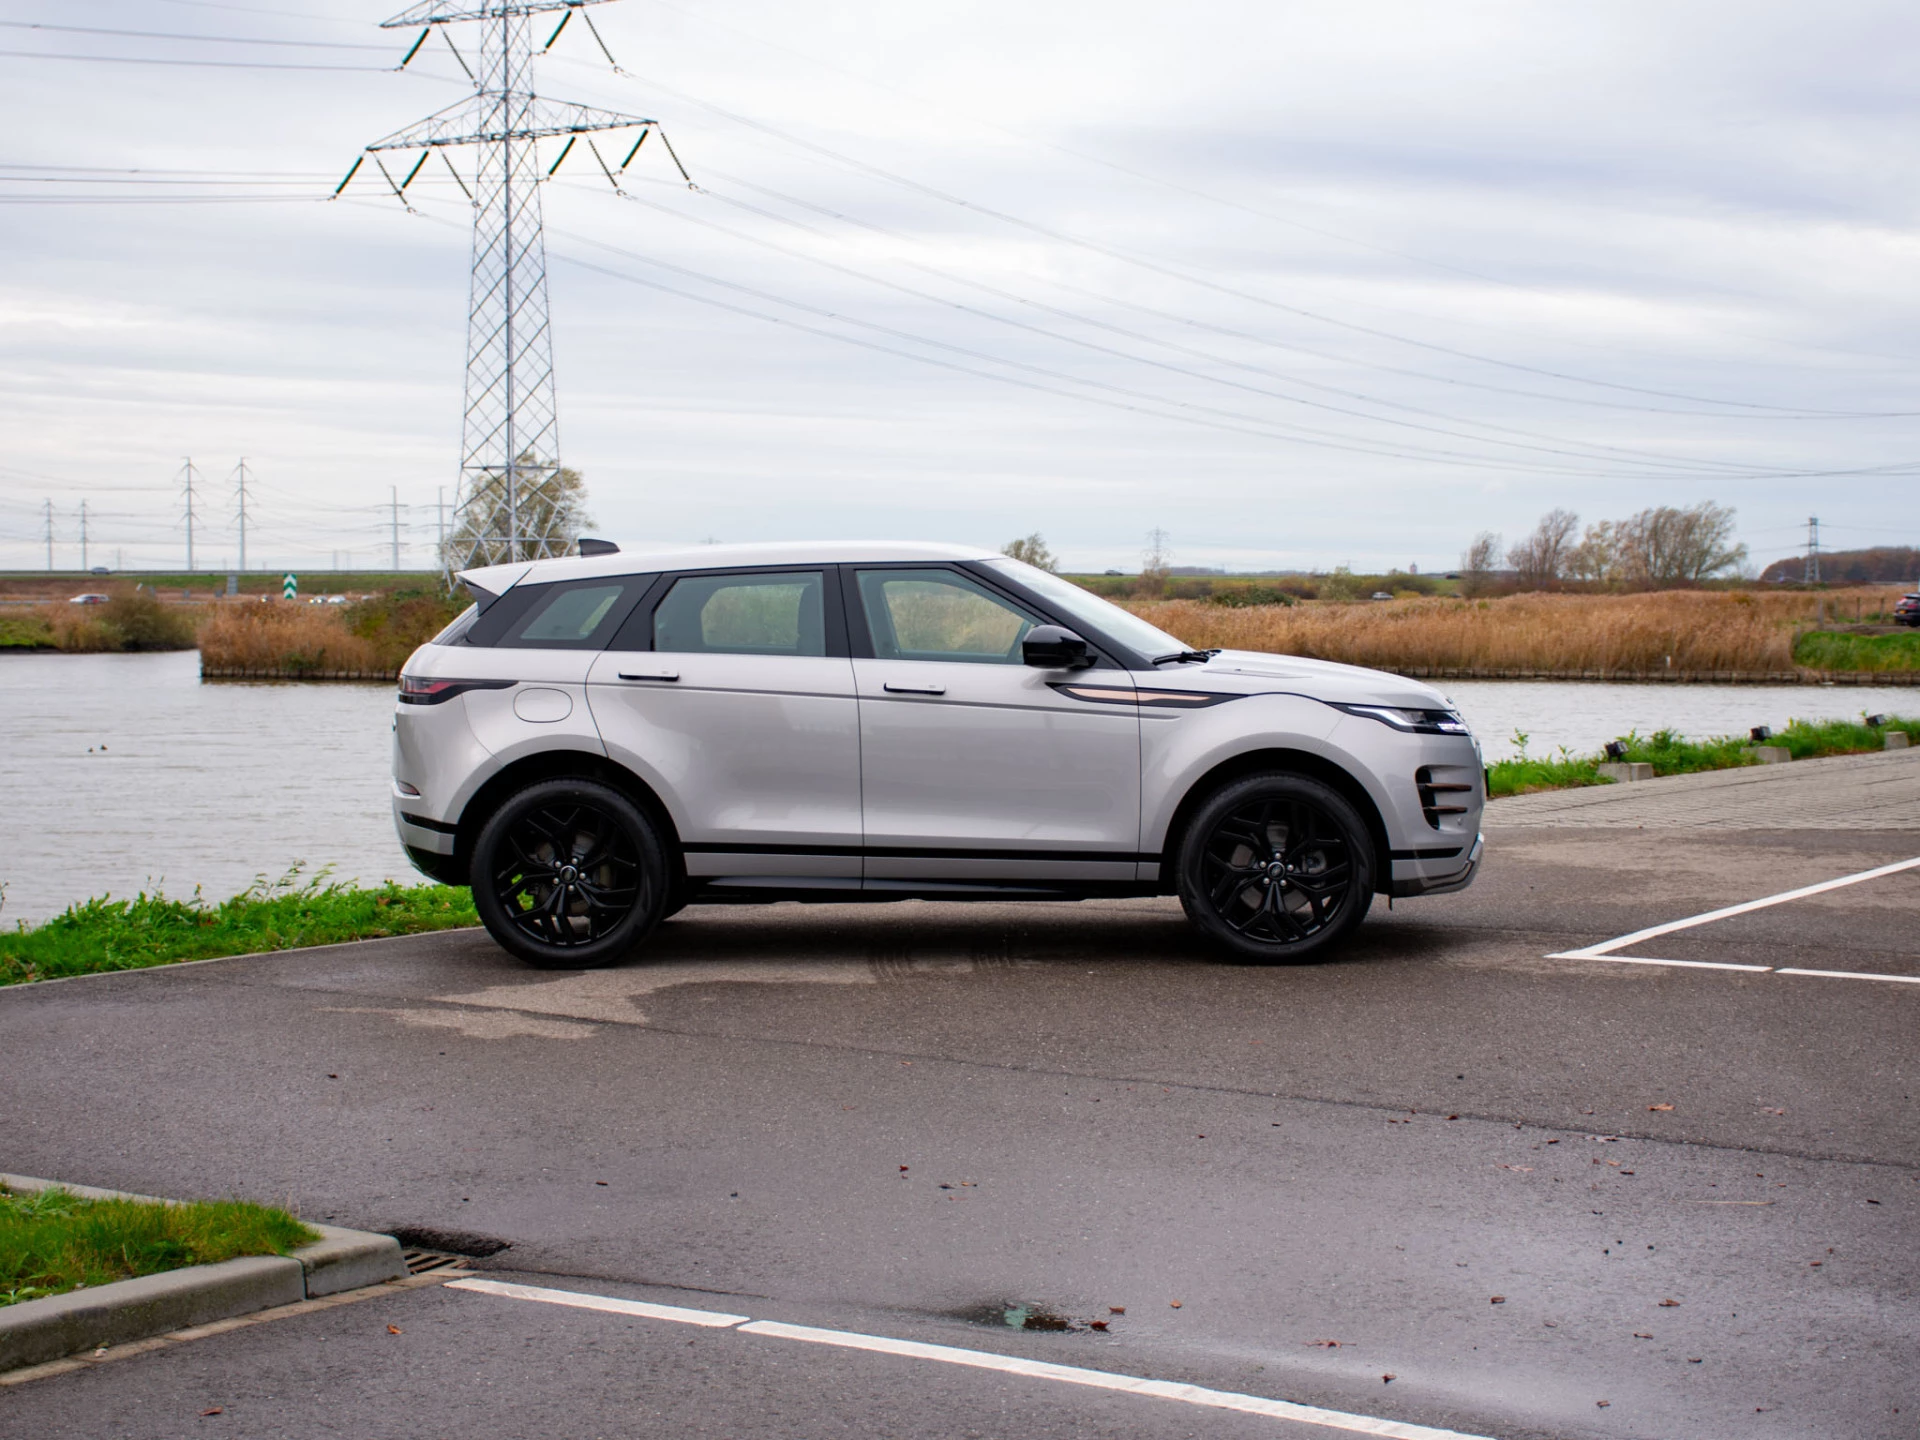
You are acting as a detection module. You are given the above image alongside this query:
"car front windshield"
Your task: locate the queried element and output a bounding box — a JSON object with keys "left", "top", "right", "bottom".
{"left": 982, "top": 558, "right": 1190, "bottom": 662}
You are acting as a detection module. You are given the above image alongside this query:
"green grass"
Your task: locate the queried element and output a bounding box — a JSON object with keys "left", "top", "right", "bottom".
{"left": 0, "top": 614, "right": 53, "bottom": 649}
{"left": 0, "top": 867, "right": 478, "bottom": 987}
{"left": 1489, "top": 715, "right": 1919, "bottom": 798}
{"left": 1794, "top": 630, "right": 1920, "bottom": 672}
{"left": 0, "top": 1185, "right": 318, "bottom": 1307}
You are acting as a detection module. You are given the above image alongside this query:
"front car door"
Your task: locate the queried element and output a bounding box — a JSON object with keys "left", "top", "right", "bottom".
{"left": 586, "top": 567, "right": 862, "bottom": 889}
{"left": 846, "top": 564, "right": 1142, "bottom": 887}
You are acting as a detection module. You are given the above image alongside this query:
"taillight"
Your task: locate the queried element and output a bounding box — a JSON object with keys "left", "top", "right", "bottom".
{"left": 398, "top": 676, "right": 514, "bottom": 705}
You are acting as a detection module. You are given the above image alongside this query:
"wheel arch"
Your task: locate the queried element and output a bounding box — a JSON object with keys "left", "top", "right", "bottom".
{"left": 1156, "top": 748, "right": 1392, "bottom": 895}
{"left": 450, "top": 749, "right": 686, "bottom": 900}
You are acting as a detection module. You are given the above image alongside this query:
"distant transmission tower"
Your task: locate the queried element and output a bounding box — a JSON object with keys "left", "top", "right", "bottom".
{"left": 179, "top": 458, "right": 200, "bottom": 572}
{"left": 233, "top": 458, "right": 253, "bottom": 572}
{"left": 341, "top": 0, "right": 684, "bottom": 572}
{"left": 1804, "top": 516, "right": 1820, "bottom": 585}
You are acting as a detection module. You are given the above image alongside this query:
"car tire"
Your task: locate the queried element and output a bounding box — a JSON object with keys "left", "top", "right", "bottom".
{"left": 470, "top": 778, "right": 669, "bottom": 969}
{"left": 1176, "top": 772, "right": 1374, "bottom": 964}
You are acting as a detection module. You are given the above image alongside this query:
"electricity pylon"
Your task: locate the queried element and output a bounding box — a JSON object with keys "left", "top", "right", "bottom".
{"left": 343, "top": 0, "right": 680, "bottom": 571}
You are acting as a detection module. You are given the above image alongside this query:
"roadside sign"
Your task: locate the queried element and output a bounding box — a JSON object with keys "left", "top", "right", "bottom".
{"left": 227, "top": 573, "right": 238, "bottom": 597}
{"left": 283, "top": 573, "right": 297, "bottom": 600}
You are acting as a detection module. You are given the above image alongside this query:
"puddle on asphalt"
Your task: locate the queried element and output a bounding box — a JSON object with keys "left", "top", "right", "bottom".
{"left": 320, "top": 1005, "right": 600, "bottom": 1040}
{"left": 955, "top": 1301, "right": 1090, "bottom": 1333}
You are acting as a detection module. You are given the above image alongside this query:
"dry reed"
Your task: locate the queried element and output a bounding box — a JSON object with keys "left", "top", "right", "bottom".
{"left": 1123, "top": 590, "right": 1901, "bottom": 675}
{"left": 196, "top": 603, "right": 382, "bottom": 674}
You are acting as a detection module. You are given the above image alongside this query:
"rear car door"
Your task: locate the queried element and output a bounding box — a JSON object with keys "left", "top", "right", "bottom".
{"left": 586, "top": 567, "right": 862, "bottom": 886}
{"left": 847, "top": 564, "right": 1141, "bottom": 885}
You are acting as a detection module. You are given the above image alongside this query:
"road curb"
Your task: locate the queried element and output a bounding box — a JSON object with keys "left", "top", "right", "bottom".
{"left": 0, "top": 1173, "right": 408, "bottom": 1373}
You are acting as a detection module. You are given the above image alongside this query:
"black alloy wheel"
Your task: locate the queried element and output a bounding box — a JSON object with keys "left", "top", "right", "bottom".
{"left": 470, "top": 778, "right": 668, "bottom": 969}
{"left": 1177, "top": 772, "right": 1374, "bottom": 963}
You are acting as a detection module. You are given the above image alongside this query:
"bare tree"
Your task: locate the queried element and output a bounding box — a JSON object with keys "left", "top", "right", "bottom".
{"left": 1615, "top": 502, "right": 1746, "bottom": 587}
{"left": 1566, "top": 519, "right": 1623, "bottom": 583}
{"left": 1459, "top": 531, "right": 1502, "bottom": 597}
{"left": 1000, "top": 533, "right": 1058, "bottom": 572}
{"left": 1506, "top": 508, "right": 1579, "bottom": 590}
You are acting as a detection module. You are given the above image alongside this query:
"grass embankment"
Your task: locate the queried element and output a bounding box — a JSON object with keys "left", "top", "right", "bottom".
{"left": 198, "top": 590, "right": 466, "bottom": 677}
{"left": 0, "top": 869, "right": 478, "bottom": 987}
{"left": 0, "top": 591, "right": 196, "bottom": 653}
{"left": 1792, "top": 630, "right": 1920, "bottom": 672}
{"left": 0, "top": 1184, "right": 317, "bottom": 1307}
{"left": 1488, "top": 716, "right": 1919, "bottom": 798}
{"left": 1125, "top": 589, "right": 1918, "bottom": 675}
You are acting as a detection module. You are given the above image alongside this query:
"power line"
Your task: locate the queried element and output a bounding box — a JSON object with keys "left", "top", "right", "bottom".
{"left": 0, "top": 21, "right": 392, "bottom": 50}
{"left": 0, "top": 49, "right": 456, "bottom": 72}
{"left": 613, "top": 66, "right": 1915, "bottom": 420}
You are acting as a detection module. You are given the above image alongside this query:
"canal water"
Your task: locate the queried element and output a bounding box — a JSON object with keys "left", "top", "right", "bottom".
{"left": 2, "top": 651, "right": 1915, "bottom": 926}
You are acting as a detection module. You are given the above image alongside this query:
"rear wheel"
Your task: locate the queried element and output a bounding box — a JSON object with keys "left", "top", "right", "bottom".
{"left": 1177, "top": 772, "right": 1374, "bottom": 963}
{"left": 470, "top": 778, "right": 667, "bottom": 969}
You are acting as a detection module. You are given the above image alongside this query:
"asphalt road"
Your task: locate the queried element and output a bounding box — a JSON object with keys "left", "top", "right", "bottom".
{"left": 3, "top": 773, "right": 1917, "bottom": 1438}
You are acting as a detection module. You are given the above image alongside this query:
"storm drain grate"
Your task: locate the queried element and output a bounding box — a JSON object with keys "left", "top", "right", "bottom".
{"left": 403, "top": 1248, "right": 474, "bottom": 1276}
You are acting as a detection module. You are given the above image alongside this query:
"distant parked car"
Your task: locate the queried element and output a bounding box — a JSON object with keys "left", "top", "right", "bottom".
{"left": 1371, "top": 591, "right": 1394, "bottom": 601}
{"left": 1896, "top": 593, "right": 1920, "bottom": 627}
{"left": 325, "top": 595, "right": 349, "bottom": 605}
{"left": 89, "top": 565, "right": 110, "bottom": 576}
{"left": 68, "top": 593, "right": 109, "bottom": 605}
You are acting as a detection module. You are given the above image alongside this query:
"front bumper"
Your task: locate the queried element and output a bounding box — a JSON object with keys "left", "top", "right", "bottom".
{"left": 1388, "top": 832, "right": 1483, "bottom": 898}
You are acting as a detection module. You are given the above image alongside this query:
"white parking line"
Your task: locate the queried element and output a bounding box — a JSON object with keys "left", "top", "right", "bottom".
{"left": 447, "top": 1278, "right": 1495, "bottom": 1440}
{"left": 1545, "top": 854, "right": 1920, "bottom": 984}
{"left": 446, "top": 1277, "right": 750, "bottom": 1327}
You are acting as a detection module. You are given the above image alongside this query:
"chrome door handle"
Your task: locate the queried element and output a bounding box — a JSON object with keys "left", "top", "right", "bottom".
{"left": 617, "top": 670, "right": 679, "bottom": 682}
{"left": 882, "top": 682, "right": 946, "bottom": 696}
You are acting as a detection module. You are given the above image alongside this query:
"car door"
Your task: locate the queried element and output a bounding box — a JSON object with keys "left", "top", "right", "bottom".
{"left": 847, "top": 564, "right": 1141, "bottom": 885}
{"left": 586, "top": 567, "right": 862, "bottom": 885}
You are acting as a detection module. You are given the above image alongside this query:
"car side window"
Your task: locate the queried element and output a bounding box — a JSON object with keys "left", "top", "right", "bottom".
{"left": 653, "top": 571, "right": 827, "bottom": 657}
{"left": 856, "top": 568, "right": 1040, "bottom": 664}
{"left": 489, "top": 577, "right": 650, "bottom": 650}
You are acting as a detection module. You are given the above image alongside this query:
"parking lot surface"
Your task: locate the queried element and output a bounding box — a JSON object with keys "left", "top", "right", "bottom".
{"left": 2, "top": 756, "right": 1916, "bottom": 1439}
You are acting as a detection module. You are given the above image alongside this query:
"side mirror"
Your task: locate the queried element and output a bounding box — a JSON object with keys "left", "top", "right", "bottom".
{"left": 1022, "top": 624, "right": 1095, "bottom": 669}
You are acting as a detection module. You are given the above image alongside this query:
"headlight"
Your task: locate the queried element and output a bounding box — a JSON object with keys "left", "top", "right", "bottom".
{"left": 1331, "top": 703, "right": 1471, "bottom": 736}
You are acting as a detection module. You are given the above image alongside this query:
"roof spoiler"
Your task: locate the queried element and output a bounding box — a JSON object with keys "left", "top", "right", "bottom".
{"left": 578, "top": 537, "right": 620, "bottom": 557}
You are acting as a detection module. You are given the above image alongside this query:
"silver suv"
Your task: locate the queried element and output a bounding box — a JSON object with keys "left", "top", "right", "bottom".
{"left": 393, "top": 542, "right": 1483, "bottom": 968}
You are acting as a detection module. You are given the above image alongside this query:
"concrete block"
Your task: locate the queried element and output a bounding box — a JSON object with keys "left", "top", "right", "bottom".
{"left": 1597, "top": 762, "right": 1654, "bottom": 783}
{"left": 294, "top": 1225, "right": 408, "bottom": 1298}
{"left": 1887, "top": 731, "right": 1912, "bottom": 750}
{"left": 0, "top": 1256, "right": 304, "bottom": 1372}
{"left": 1746, "top": 745, "right": 1792, "bottom": 764}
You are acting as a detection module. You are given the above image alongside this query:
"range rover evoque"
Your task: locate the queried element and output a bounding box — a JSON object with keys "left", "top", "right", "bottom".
{"left": 393, "top": 542, "right": 1484, "bottom": 968}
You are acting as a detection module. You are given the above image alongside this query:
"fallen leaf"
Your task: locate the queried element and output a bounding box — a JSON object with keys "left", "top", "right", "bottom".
{"left": 1762, "top": 1107, "right": 1785, "bottom": 1116}
{"left": 200, "top": 1408, "right": 223, "bottom": 1417}
{"left": 1597, "top": 1400, "right": 1610, "bottom": 1408}
{"left": 1088, "top": 1320, "right": 1108, "bottom": 1331}
{"left": 1633, "top": 1332, "right": 1653, "bottom": 1339}
{"left": 1446, "top": 1114, "right": 1460, "bottom": 1121}
{"left": 1309, "top": 1339, "right": 1341, "bottom": 1348}
{"left": 899, "top": 1165, "right": 909, "bottom": 1172}
{"left": 1169, "top": 1300, "right": 1182, "bottom": 1309}
{"left": 1382, "top": 1374, "right": 1395, "bottom": 1384}
{"left": 1490, "top": 1296, "right": 1506, "bottom": 1304}
{"left": 1108, "top": 1306, "right": 1125, "bottom": 1315}
{"left": 1648, "top": 1104, "right": 1674, "bottom": 1112}
{"left": 595, "top": 1180, "right": 608, "bottom": 1187}
{"left": 1688, "top": 1358, "right": 1703, "bottom": 1364}
{"left": 1659, "top": 1299, "right": 1680, "bottom": 1307}
{"left": 1545, "top": 1138, "right": 1560, "bottom": 1145}
{"left": 386, "top": 1324, "right": 402, "bottom": 1335}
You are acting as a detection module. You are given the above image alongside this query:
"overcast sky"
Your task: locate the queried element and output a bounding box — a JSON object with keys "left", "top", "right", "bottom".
{"left": 3, "top": 0, "right": 1919, "bottom": 575}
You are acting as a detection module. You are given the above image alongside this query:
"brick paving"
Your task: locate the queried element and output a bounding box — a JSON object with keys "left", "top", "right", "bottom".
{"left": 1487, "top": 746, "right": 1920, "bottom": 828}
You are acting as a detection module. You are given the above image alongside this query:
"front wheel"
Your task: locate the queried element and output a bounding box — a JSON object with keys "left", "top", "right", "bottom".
{"left": 470, "top": 778, "right": 668, "bottom": 969}
{"left": 1176, "top": 772, "right": 1374, "bottom": 963}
